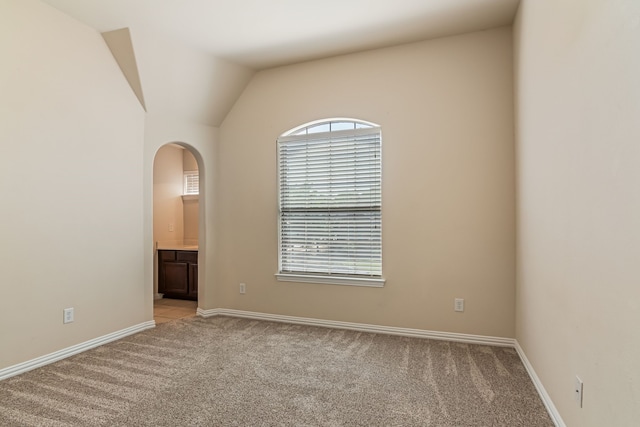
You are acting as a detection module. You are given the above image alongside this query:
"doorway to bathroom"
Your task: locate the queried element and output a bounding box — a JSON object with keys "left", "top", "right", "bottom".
{"left": 152, "top": 143, "right": 200, "bottom": 323}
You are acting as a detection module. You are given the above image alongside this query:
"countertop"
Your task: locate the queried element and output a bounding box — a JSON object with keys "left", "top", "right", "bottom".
{"left": 156, "top": 241, "right": 198, "bottom": 251}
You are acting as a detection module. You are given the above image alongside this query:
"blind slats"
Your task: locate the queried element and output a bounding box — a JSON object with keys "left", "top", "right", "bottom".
{"left": 184, "top": 172, "right": 199, "bottom": 195}
{"left": 278, "top": 121, "right": 382, "bottom": 278}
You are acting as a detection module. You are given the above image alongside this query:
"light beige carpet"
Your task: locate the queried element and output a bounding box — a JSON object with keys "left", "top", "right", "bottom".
{"left": 0, "top": 316, "right": 554, "bottom": 426}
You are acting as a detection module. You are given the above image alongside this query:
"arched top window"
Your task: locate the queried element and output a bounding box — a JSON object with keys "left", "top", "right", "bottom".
{"left": 276, "top": 118, "right": 384, "bottom": 287}
{"left": 283, "top": 118, "right": 379, "bottom": 137}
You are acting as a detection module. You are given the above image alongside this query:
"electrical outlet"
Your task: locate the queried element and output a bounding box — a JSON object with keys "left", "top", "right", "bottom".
{"left": 63, "top": 307, "right": 74, "bottom": 324}
{"left": 454, "top": 298, "right": 464, "bottom": 312}
{"left": 239, "top": 283, "right": 246, "bottom": 294}
{"left": 168, "top": 223, "right": 174, "bottom": 232}
{"left": 575, "top": 376, "right": 583, "bottom": 407}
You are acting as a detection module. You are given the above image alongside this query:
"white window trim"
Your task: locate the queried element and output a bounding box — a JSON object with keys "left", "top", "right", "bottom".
{"left": 275, "top": 273, "right": 385, "bottom": 287}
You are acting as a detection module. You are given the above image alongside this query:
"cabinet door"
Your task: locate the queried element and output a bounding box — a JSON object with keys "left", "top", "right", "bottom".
{"left": 164, "top": 262, "right": 189, "bottom": 296}
{"left": 188, "top": 263, "right": 198, "bottom": 298}
{"left": 158, "top": 251, "right": 176, "bottom": 293}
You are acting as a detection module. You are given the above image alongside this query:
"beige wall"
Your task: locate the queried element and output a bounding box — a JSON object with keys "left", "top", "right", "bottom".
{"left": 152, "top": 146, "right": 200, "bottom": 246}
{"left": 183, "top": 150, "right": 199, "bottom": 242}
{"left": 218, "top": 27, "right": 516, "bottom": 337}
{"left": 183, "top": 149, "right": 198, "bottom": 171}
{"left": 514, "top": 0, "right": 640, "bottom": 425}
{"left": 183, "top": 198, "right": 199, "bottom": 242}
{"left": 153, "top": 144, "right": 185, "bottom": 244}
{"left": 0, "top": 0, "right": 146, "bottom": 369}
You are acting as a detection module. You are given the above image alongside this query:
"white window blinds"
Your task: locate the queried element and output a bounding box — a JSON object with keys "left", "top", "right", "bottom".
{"left": 278, "top": 121, "right": 382, "bottom": 278}
{"left": 184, "top": 171, "right": 200, "bottom": 194}
{"left": 184, "top": 172, "right": 199, "bottom": 195}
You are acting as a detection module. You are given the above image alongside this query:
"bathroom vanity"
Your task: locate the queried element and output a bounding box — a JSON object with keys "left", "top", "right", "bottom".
{"left": 157, "top": 248, "right": 198, "bottom": 300}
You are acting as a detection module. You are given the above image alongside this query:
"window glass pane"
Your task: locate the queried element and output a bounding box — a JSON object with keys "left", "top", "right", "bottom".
{"left": 330, "top": 121, "right": 355, "bottom": 131}
{"left": 306, "top": 123, "right": 331, "bottom": 134}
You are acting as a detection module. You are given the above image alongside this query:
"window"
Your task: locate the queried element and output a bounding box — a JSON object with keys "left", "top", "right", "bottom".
{"left": 276, "top": 119, "right": 384, "bottom": 287}
{"left": 184, "top": 171, "right": 199, "bottom": 195}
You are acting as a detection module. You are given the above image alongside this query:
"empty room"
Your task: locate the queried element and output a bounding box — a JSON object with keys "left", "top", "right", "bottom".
{"left": 0, "top": 0, "right": 638, "bottom": 426}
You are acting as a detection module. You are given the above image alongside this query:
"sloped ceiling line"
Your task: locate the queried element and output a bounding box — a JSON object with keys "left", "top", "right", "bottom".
{"left": 102, "top": 27, "right": 147, "bottom": 111}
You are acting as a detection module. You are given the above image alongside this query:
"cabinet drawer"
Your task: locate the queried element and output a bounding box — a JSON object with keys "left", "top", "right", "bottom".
{"left": 159, "top": 250, "right": 176, "bottom": 261}
{"left": 177, "top": 251, "right": 197, "bottom": 263}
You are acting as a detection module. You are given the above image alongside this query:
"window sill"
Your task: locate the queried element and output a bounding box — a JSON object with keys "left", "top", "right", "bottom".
{"left": 182, "top": 194, "right": 199, "bottom": 201}
{"left": 275, "top": 273, "right": 385, "bottom": 288}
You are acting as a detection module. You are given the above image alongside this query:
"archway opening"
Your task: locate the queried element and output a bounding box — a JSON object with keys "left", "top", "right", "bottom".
{"left": 151, "top": 143, "right": 203, "bottom": 323}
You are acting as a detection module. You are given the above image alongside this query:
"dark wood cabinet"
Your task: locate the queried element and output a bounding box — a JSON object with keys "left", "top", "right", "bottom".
{"left": 158, "top": 250, "right": 198, "bottom": 300}
{"left": 188, "top": 263, "right": 198, "bottom": 299}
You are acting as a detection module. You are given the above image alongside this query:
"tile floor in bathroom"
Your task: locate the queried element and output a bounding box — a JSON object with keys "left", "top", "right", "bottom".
{"left": 153, "top": 298, "right": 197, "bottom": 324}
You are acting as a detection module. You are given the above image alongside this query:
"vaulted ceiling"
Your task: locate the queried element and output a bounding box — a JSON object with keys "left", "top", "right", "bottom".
{"left": 41, "top": 0, "right": 520, "bottom": 126}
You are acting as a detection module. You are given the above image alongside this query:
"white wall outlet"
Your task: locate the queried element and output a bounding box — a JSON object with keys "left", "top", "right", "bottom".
{"left": 575, "top": 376, "right": 583, "bottom": 407}
{"left": 454, "top": 298, "right": 464, "bottom": 312}
{"left": 63, "top": 307, "right": 74, "bottom": 324}
{"left": 168, "top": 223, "right": 174, "bottom": 232}
{"left": 239, "top": 283, "right": 246, "bottom": 294}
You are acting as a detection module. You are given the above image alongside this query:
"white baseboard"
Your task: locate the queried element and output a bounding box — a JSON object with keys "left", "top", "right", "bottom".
{"left": 197, "top": 307, "right": 515, "bottom": 347}
{"left": 514, "top": 341, "right": 566, "bottom": 427}
{"left": 0, "top": 321, "right": 156, "bottom": 381}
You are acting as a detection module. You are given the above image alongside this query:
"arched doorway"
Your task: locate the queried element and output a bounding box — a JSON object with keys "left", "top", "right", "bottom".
{"left": 152, "top": 143, "right": 203, "bottom": 323}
